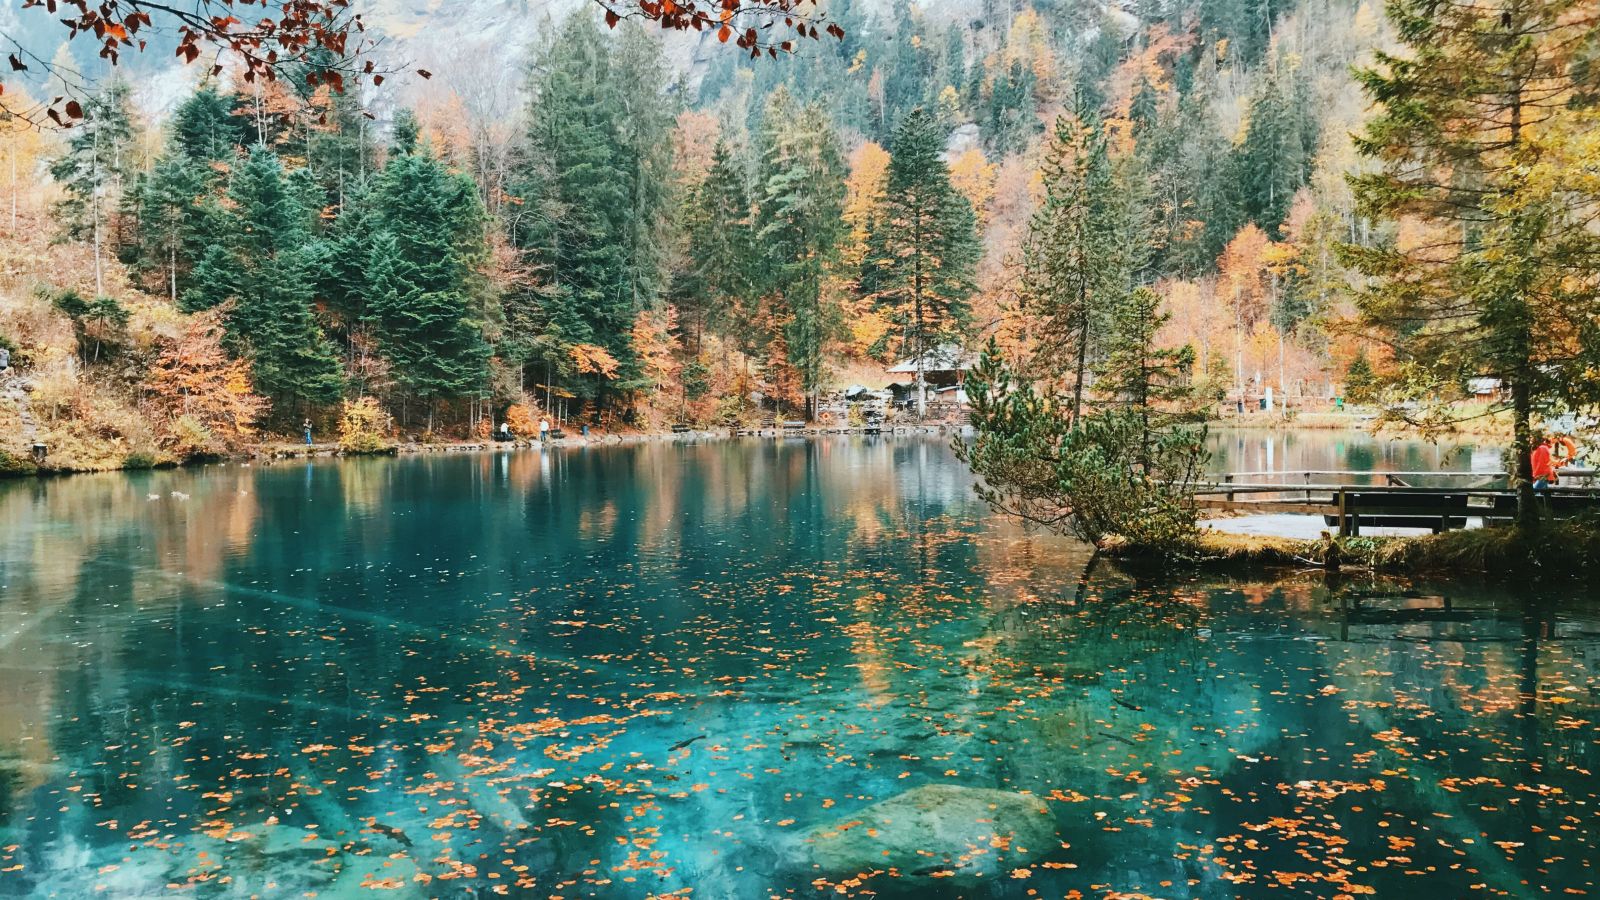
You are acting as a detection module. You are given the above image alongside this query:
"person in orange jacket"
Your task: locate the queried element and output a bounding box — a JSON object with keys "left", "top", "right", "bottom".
{"left": 1531, "top": 434, "right": 1555, "bottom": 491}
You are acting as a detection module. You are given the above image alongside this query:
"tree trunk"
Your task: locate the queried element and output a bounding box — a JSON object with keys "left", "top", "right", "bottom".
{"left": 1071, "top": 308, "right": 1089, "bottom": 428}
{"left": 1511, "top": 376, "right": 1537, "bottom": 527}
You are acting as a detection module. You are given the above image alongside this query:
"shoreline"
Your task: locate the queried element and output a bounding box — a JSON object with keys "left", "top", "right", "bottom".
{"left": 1211, "top": 410, "right": 1513, "bottom": 441}
{"left": 1, "top": 423, "right": 975, "bottom": 480}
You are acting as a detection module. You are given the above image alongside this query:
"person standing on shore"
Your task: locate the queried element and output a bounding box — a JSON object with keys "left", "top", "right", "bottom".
{"left": 1531, "top": 434, "right": 1554, "bottom": 492}
{"left": 539, "top": 418, "right": 550, "bottom": 443}
{"left": 303, "top": 419, "right": 313, "bottom": 447}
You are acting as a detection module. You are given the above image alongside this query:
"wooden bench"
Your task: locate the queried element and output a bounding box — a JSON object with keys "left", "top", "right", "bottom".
{"left": 1325, "top": 491, "right": 1475, "bottom": 535}
{"left": 671, "top": 423, "right": 691, "bottom": 434}
{"left": 782, "top": 420, "right": 807, "bottom": 431}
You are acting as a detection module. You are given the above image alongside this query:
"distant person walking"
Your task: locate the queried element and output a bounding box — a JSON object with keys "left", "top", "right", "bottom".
{"left": 302, "top": 418, "right": 313, "bottom": 447}
{"left": 499, "top": 421, "right": 511, "bottom": 441}
{"left": 1531, "top": 434, "right": 1554, "bottom": 492}
{"left": 539, "top": 418, "right": 550, "bottom": 443}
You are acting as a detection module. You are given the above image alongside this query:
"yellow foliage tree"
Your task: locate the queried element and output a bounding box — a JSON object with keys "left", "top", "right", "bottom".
{"left": 947, "top": 148, "right": 997, "bottom": 227}
{"left": 337, "top": 396, "right": 395, "bottom": 453}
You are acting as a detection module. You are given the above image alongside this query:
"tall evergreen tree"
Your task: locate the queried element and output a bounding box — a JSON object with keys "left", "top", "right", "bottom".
{"left": 860, "top": 107, "right": 979, "bottom": 418}
{"left": 169, "top": 85, "right": 243, "bottom": 163}
{"left": 756, "top": 93, "right": 848, "bottom": 416}
{"left": 676, "top": 139, "right": 756, "bottom": 351}
{"left": 49, "top": 80, "right": 139, "bottom": 296}
{"left": 510, "top": 14, "right": 675, "bottom": 411}
{"left": 864, "top": 105, "right": 972, "bottom": 416}
{"left": 366, "top": 140, "right": 491, "bottom": 427}
{"left": 1096, "top": 286, "right": 1200, "bottom": 465}
{"left": 1014, "top": 111, "right": 1125, "bottom": 425}
{"left": 129, "top": 85, "right": 239, "bottom": 302}
{"left": 1236, "top": 62, "right": 1313, "bottom": 238}
{"left": 187, "top": 147, "right": 343, "bottom": 410}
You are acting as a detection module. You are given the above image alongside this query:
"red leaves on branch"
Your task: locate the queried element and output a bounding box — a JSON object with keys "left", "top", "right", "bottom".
{"left": 595, "top": 0, "right": 842, "bottom": 56}
{"left": 11, "top": 0, "right": 401, "bottom": 126}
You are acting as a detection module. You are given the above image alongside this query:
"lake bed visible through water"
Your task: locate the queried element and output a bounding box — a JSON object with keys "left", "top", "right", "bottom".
{"left": 1, "top": 435, "right": 1594, "bottom": 898}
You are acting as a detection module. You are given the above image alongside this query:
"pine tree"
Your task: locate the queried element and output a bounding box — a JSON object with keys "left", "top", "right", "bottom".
{"left": 1096, "top": 286, "right": 1200, "bottom": 465}
{"left": 1015, "top": 111, "right": 1126, "bottom": 425}
{"left": 1341, "top": 0, "right": 1600, "bottom": 521}
{"left": 510, "top": 14, "right": 675, "bottom": 412}
{"left": 49, "top": 80, "right": 139, "bottom": 297}
{"left": 130, "top": 86, "right": 239, "bottom": 303}
{"left": 756, "top": 94, "right": 848, "bottom": 417}
{"left": 1236, "top": 62, "right": 1313, "bottom": 239}
{"left": 366, "top": 141, "right": 491, "bottom": 426}
{"left": 859, "top": 107, "right": 978, "bottom": 418}
{"left": 193, "top": 147, "right": 343, "bottom": 410}
{"left": 169, "top": 85, "right": 242, "bottom": 164}
{"left": 676, "top": 139, "right": 756, "bottom": 351}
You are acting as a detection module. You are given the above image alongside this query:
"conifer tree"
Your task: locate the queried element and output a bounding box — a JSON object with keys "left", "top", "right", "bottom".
{"left": 510, "top": 14, "right": 675, "bottom": 411}
{"left": 859, "top": 107, "right": 978, "bottom": 417}
{"left": 130, "top": 86, "right": 239, "bottom": 302}
{"left": 1342, "top": 0, "right": 1600, "bottom": 521}
{"left": 1097, "top": 287, "right": 1200, "bottom": 464}
{"left": 1015, "top": 111, "right": 1125, "bottom": 425}
{"left": 366, "top": 141, "right": 491, "bottom": 427}
{"left": 677, "top": 139, "right": 756, "bottom": 351}
{"left": 169, "top": 85, "right": 242, "bottom": 164}
{"left": 49, "top": 80, "right": 139, "bottom": 297}
{"left": 756, "top": 93, "right": 848, "bottom": 416}
{"left": 189, "top": 147, "right": 343, "bottom": 410}
{"left": 1236, "top": 62, "right": 1313, "bottom": 239}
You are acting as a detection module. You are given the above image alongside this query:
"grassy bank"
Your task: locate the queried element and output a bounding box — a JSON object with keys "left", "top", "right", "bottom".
{"left": 1102, "top": 520, "right": 1600, "bottom": 582}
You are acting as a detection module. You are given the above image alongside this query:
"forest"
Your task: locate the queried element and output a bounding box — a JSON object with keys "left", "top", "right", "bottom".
{"left": 0, "top": 0, "right": 1595, "bottom": 474}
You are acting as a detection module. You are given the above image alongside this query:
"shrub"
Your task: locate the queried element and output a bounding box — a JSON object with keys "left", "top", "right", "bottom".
{"left": 505, "top": 402, "right": 540, "bottom": 438}
{"left": 714, "top": 393, "right": 752, "bottom": 426}
{"left": 123, "top": 451, "right": 157, "bottom": 470}
{"left": 338, "top": 397, "right": 395, "bottom": 453}
{"left": 168, "top": 415, "right": 221, "bottom": 459}
{"left": 0, "top": 449, "right": 38, "bottom": 477}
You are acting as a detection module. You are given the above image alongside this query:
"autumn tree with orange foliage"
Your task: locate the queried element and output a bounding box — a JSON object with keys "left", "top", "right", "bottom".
{"left": 144, "top": 312, "right": 268, "bottom": 457}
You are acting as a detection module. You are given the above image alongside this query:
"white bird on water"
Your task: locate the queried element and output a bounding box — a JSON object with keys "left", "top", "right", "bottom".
{"left": 170, "top": 491, "right": 189, "bottom": 501}
{"left": 146, "top": 494, "right": 160, "bottom": 501}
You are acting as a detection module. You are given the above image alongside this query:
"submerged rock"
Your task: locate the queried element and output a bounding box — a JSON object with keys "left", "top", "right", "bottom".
{"left": 794, "top": 784, "right": 1057, "bottom": 884}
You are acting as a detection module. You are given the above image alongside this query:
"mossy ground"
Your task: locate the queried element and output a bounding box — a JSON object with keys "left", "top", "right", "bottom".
{"left": 1103, "top": 518, "right": 1600, "bottom": 583}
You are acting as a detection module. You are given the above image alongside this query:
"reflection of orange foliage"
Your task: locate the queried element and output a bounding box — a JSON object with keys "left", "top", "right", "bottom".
{"left": 569, "top": 343, "right": 620, "bottom": 379}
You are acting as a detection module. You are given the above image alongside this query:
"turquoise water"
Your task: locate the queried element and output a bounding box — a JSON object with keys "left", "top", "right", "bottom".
{"left": 1, "top": 436, "right": 1596, "bottom": 898}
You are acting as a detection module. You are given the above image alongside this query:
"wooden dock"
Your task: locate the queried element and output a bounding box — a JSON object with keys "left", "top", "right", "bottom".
{"left": 1196, "top": 469, "right": 1600, "bottom": 535}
